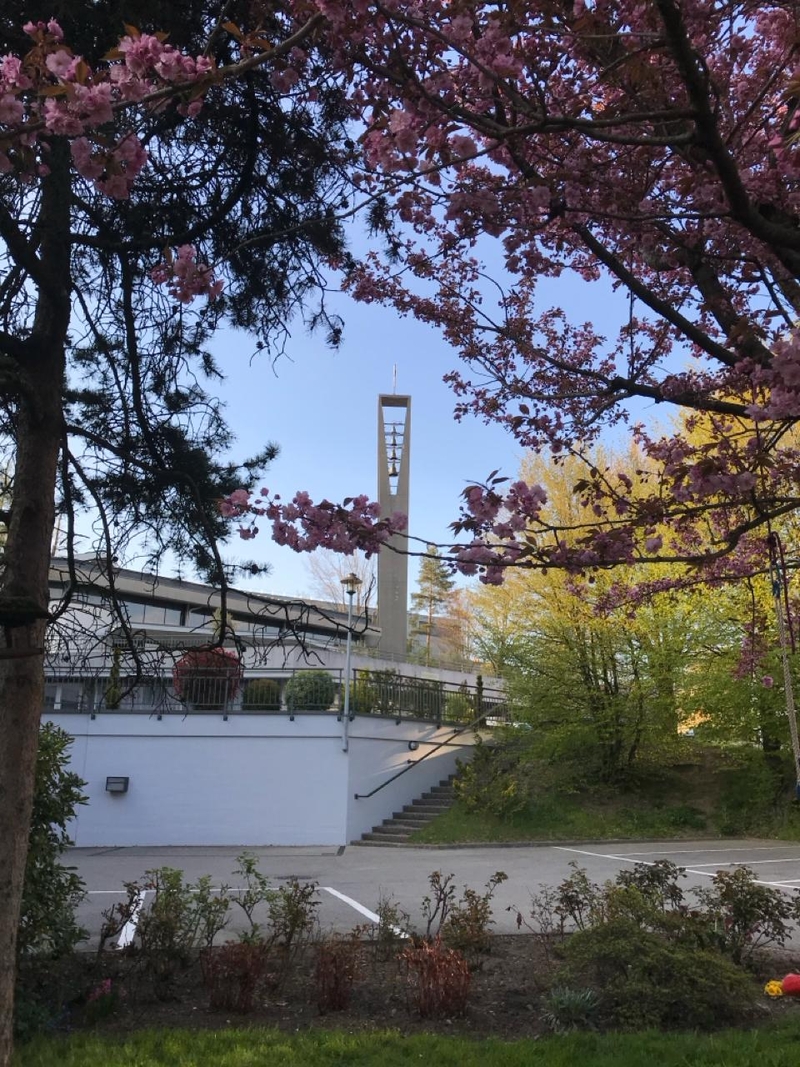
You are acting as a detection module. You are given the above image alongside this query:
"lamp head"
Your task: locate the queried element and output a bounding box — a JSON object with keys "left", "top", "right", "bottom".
{"left": 341, "top": 572, "right": 362, "bottom": 597}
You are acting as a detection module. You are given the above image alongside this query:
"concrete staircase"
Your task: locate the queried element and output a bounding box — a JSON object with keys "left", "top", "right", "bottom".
{"left": 353, "top": 775, "right": 457, "bottom": 845}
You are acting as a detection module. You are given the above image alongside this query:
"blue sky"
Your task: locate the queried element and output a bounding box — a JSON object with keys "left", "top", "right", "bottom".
{"left": 210, "top": 266, "right": 638, "bottom": 601}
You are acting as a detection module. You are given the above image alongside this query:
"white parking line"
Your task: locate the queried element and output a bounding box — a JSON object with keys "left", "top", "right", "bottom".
{"left": 554, "top": 846, "right": 800, "bottom": 890}
{"left": 320, "top": 887, "right": 408, "bottom": 936}
{"left": 115, "top": 890, "right": 146, "bottom": 950}
{"left": 678, "top": 858, "right": 800, "bottom": 867}
{"left": 621, "top": 846, "right": 800, "bottom": 856}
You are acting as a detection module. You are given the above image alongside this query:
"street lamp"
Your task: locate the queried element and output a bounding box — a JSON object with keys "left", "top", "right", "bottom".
{"left": 340, "top": 571, "right": 362, "bottom": 752}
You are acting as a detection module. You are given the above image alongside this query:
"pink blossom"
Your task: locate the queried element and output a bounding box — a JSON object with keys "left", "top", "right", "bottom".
{"left": 45, "top": 50, "right": 81, "bottom": 81}
{"left": 762, "top": 675, "right": 775, "bottom": 688}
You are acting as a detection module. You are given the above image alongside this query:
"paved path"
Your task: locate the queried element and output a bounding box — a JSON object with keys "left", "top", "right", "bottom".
{"left": 70, "top": 838, "right": 800, "bottom": 947}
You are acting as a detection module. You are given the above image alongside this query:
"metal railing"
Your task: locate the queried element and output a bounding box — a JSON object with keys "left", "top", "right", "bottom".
{"left": 353, "top": 709, "right": 489, "bottom": 800}
{"left": 43, "top": 667, "right": 507, "bottom": 724}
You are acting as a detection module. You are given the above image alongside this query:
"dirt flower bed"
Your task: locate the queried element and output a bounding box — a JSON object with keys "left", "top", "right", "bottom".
{"left": 17, "top": 858, "right": 800, "bottom": 1043}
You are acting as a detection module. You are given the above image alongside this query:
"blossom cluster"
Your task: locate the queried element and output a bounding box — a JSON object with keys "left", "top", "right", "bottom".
{"left": 150, "top": 244, "right": 224, "bottom": 304}
{"left": 219, "top": 487, "right": 407, "bottom": 556}
{"left": 1, "top": 21, "right": 218, "bottom": 197}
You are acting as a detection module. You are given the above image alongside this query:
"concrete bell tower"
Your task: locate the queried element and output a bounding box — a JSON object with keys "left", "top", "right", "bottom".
{"left": 377, "top": 394, "right": 411, "bottom": 656}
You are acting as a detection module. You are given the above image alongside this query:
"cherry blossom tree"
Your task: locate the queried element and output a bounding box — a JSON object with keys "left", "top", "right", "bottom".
{"left": 261, "top": 0, "right": 800, "bottom": 586}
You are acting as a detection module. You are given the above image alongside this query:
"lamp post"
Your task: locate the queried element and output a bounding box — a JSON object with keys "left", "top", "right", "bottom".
{"left": 341, "top": 571, "right": 362, "bottom": 752}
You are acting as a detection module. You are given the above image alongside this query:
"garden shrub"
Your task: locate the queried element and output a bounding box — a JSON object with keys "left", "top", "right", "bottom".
{"left": 400, "top": 936, "right": 471, "bottom": 1017}
{"left": 242, "top": 678, "right": 282, "bottom": 711}
{"left": 454, "top": 733, "right": 538, "bottom": 817}
{"left": 104, "top": 867, "right": 232, "bottom": 998}
{"left": 315, "top": 934, "right": 363, "bottom": 1012}
{"left": 200, "top": 942, "right": 272, "bottom": 1013}
{"left": 284, "top": 669, "right": 336, "bottom": 711}
{"left": 558, "top": 918, "right": 754, "bottom": 1030}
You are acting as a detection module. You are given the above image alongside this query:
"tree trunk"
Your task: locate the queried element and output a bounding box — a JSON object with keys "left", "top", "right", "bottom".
{"left": 0, "top": 144, "right": 71, "bottom": 1067}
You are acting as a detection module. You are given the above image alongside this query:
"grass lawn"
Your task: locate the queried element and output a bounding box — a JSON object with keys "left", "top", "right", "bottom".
{"left": 14, "top": 1023, "right": 800, "bottom": 1066}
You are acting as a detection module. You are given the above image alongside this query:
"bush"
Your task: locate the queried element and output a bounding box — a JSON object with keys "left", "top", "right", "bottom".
{"left": 695, "top": 865, "right": 800, "bottom": 963}
{"left": 172, "top": 648, "right": 242, "bottom": 709}
{"left": 242, "top": 678, "right": 282, "bottom": 711}
{"left": 284, "top": 670, "right": 336, "bottom": 711}
{"left": 558, "top": 918, "right": 755, "bottom": 1030}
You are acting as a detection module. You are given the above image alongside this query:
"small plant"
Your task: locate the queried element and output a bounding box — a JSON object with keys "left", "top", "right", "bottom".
{"left": 400, "top": 936, "right": 471, "bottom": 1017}
{"left": 315, "top": 934, "right": 363, "bottom": 1012}
{"left": 510, "top": 884, "right": 562, "bottom": 963}
{"left": 554, "top": 862, "right": 602, "bottom": 932}
{"left": 98, "top": 880, "right": 141, "bottom": 955}
{"left": 541, "top": 986, "right": 599, "bottom": 1033}
{"left": 83, "top": 978, "right": 124, "bottom": 1024}
{"left": 200, "top": 941, "right": 272, "bottom": 1013}
{"left": 615, "top": 860, "right": 686, "bottom": 912}
{"left": 361, "top": 893, "right": 412, "bottom": 960}
{"left": 268, "top": 878, "right": 320, "bottom": 955}
{"left": 443, "top": 871, "right": 508, "bottom": 958}
{"left": 232, "top": 850, "right": 277, "bottom": 941}
{"left": 421, "top": 870, "right": 458, "bottom": 939}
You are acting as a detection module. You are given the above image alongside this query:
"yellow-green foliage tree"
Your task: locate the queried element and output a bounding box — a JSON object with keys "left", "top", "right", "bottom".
{"left": 469, "top": 450, "right": 695, "bottom": 781}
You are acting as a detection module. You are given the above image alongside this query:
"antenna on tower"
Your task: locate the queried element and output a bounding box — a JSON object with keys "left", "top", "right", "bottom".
{"left": 392, "top": 364, "right": 397, "bottom": 394}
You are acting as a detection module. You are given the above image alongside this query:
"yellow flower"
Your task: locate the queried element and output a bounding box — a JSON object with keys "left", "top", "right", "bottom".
{"left": 765, "top": 980, "right": 785, "bottom": 998}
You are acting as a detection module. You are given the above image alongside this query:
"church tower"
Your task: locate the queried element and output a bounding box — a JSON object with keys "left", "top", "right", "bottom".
{"left": 376, "top": 394, "right": 411, "bottom": 656}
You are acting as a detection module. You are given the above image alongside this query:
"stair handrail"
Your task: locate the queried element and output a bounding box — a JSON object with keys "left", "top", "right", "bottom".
{"left": 353, "top": 711, "right": 487, "bottom": 799}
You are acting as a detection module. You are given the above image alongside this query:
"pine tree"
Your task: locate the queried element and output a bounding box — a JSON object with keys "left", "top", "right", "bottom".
{"left": 411, "top": 546, "right": 455, "bottom": 665}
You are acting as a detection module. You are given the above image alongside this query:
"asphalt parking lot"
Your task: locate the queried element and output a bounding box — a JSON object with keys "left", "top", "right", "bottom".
{"left": 70, "top": 838, "right": 800, "bottom": 948}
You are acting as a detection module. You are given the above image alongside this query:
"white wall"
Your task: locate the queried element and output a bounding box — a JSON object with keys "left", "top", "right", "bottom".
{"left": 48, "top": 713, "right": 475, "bottom": 847}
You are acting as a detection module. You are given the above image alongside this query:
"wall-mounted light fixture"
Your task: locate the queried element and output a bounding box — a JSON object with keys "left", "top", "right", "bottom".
{"left": 105, "top": 776, "right": 129, "bottom": 794}
{"left": 408, "top": 740, "right": 419, "bottom": 752}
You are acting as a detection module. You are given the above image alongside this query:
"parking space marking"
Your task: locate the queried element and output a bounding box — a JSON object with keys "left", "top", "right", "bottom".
{"left": 320, "top": 887, "right": 408, "bottom": 936}
{"left": 115, "top": 889, "right": 146, "bottom": 950}
{"left": 321, "top": 886, "right": 381, "bottom": 923}
{"left": 621, "top": 846, "right": 800, "bottom": 856}
{"left": 675, "top": 858, "right": 800, "bottom": 868}
{"left": 554, "top": 846, "right": 800, "bottom": 890}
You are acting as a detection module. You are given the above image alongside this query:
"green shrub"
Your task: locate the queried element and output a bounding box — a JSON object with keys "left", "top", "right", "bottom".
{"left": 454, "top": 733, "right": 537, "bottom": 817}
{"left": 284, "top": 670, "right": 336, "bottom": 711}
{"left": 242, "top": 678, "right": 282, "bottom": 711}
{"left": 20, "top": 724, "right": 88, "bottom": 960}
{"left": 558, "top": 918, "right": 755, "bottom": 1030}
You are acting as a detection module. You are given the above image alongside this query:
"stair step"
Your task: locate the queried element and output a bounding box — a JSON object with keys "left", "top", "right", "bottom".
{"left": 354, "top": 771, "right": 461, "bottom": 846}
{"left": 360, "top": 832, "right": 413, "bottom": 843}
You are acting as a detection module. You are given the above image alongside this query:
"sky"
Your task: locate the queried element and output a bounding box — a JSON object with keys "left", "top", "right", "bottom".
{"left": 208, "top": 264, "right": 636, "bottom": 603}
